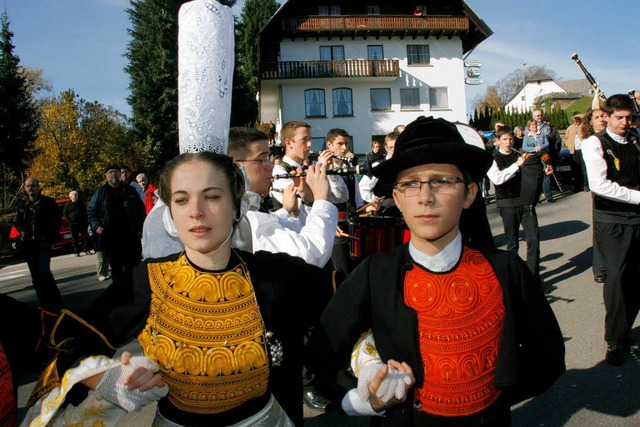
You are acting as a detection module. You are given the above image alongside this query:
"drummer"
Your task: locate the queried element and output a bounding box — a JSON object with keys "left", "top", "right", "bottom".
{"left": 325, "top": 128, "right": 379, "bottom": 275}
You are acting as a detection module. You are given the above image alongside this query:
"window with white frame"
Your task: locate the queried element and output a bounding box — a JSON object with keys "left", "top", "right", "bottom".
{"left": 311, "top": 137, "right": 326, "bottom": 152}
{"left": 401, "top": 88, "right": 421, "bottom": 110}
{"left": 429, "top": 87, "right": 449, "bottom": 110}
{"left": 367, "top": 45, "right": 383, "bottom": 60}
{"left": 319, "top": 5, "right": 341, "bottom": 15}
{"left": 367, "top": 5, "right": 381, "bottom": 15}
{"left": 370, "top": 88, "right": 391, "bottom": 111}
{"left": 406, "top": 45, "right": 430, "bottom": 65}
{"left": 305, "top": 89, "right": 326, "bottom": 117}
{"left": 333, "top": 88, "right": 353, "bottom": 116}
{"left": 320, "top": 46, "right": 345, "bottom": 61}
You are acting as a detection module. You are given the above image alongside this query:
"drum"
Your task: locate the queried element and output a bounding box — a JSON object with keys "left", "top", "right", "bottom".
{"left": 349, "top": 216, "right": 406, "bottom": 259}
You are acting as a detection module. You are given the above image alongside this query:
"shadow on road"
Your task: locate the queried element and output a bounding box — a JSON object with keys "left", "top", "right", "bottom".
{"left": 513, "top": 335, "right": 640, "bottom": 426}
{"left": 540, "top": 220, "right": 590, "bottom": 242}
{"left": 541, "top": 246, "right": 592, "bottom": 290}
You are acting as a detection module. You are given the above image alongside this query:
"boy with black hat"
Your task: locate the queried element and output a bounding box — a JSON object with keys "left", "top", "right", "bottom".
{"left": 306, "top": 116, "right": 565, "bottom": 426}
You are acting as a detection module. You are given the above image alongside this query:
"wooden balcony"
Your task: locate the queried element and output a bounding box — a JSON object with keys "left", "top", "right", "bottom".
{"left": 281, "top": 15, "right": 469, "bottom": 38}
{"left": 261, "top": 59, "right": 399, "bottom": 80}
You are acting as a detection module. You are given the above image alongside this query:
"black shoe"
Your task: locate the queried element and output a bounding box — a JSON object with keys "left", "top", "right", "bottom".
{"left": 75, "top": 253, "right": 81, "bottom": 257}
{"left": 594, "top": 274, "right": 606, "bottom": 283}
{"left": 303, "top": 387, "right": 333, "bottom": 411}
{"left": 547, "top": 198, "right": 555, "bottom": 203}
{"left": 606, "top": 345, "right": 625, "bottom": 366}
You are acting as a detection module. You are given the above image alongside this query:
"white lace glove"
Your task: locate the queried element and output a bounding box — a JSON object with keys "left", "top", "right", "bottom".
{"left": 94, "top": 356, "right": 169, "bottom": 412}
{"left": 357, "top": 362, "right": 412, "bottom": 404}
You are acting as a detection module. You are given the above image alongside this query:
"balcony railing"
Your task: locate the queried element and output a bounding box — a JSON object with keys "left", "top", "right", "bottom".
{"left": 261, "top": 59, "right": 399, "bottom": 80}
{"left": 282, "top": 15, "right": 469, "bottom": 32}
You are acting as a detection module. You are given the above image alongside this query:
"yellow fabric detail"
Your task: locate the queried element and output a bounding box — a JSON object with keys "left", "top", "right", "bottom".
{"left": 139, "top": 254, "right": 269, "bottom": 415}
{"left": 28, "top": 310, "right": 116, "bottom": 407}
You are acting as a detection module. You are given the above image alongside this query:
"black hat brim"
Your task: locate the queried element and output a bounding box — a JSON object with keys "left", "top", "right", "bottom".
{"left": 372, "top": 142, "right": 493, "bottom": 184}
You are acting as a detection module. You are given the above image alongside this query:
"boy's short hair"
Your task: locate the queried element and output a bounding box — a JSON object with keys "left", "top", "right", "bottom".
{"left": 372, "top": 116, "right": 493, "bottom": 183}
{"left": 495, "top": 126, "right": 514, "bottom": 139}
{"left": 602, "top": 94, "right": 635, "bottom": 115}
{"left": 228, "top": 127, "right": 269, "bottom": 159}
{"left": 280, "top": 120, "right": 311, "bottom": 142}
{"left": 326, "top": 128, "right": 350, "bottom": 143}
{"left": 385, "top": 131, "right": 400, "bottom": 144}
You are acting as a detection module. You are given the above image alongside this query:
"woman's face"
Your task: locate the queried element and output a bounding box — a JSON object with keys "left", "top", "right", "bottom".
{"left": 515, "top": 128, "right": 523, "bottom": 138}
{"left": 169, "top": 160, "right": 236, "bottom": 258}
{"left": 528, "top": 122, "right": 538, "bottom": 133}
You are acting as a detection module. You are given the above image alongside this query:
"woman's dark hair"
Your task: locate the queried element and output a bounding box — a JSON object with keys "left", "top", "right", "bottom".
{"left": 159, "top": 152, "right": 245, "bottom": 218}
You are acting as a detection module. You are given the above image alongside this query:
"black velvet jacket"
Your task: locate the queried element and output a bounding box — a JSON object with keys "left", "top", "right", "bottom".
{"left": 43, "top": 250, "right": 338, "bottom": 427}
{"left": 306, "top": 243, "right": 565, "bottom": 425}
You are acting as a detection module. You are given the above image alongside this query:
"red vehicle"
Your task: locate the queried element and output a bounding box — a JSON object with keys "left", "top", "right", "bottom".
{"left": 9, "top": 199, "right": 75, "bottom": 256}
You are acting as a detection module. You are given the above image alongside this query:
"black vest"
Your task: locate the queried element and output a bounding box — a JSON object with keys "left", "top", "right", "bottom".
{"left": 493, "top": 151, "right": 522, "bottom": 207}
{"left": 594, "top": 131, "right": 640, "bottom": 214}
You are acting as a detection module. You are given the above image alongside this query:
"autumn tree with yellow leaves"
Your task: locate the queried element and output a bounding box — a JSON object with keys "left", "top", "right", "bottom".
{"left": 29, "top": 89, "right": 141, "bottom": 200}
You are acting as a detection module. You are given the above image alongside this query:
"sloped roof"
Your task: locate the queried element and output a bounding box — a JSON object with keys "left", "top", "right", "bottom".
{"left": 525, "top": 71, "right": 553, "bottom": 83}
{"left": 556, "top": 79, "right": 593, "bottom": 97}
{"left": 534, "top": 91, "right": 584, "bottom": 102}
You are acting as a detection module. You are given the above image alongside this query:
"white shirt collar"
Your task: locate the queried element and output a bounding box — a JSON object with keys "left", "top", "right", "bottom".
{"left": 606, "top": 128, "right": 627, "bottom": 144}
{"left": 408, "top": 232, "right": 462, "bottom": 272}
{"left": 283, "top": 156, "right": 303, "bottom": 168}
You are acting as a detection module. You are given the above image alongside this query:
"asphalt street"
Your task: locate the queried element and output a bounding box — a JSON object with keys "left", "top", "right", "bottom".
{"left": 2, "top": 188, "right": 639, "bottom": 426}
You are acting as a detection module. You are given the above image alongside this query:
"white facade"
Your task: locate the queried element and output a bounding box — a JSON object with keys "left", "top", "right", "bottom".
{"left": 505, "top": 80, "right": 565, "bottom": 113}
{"left": 261, "top": 37, "right": 469, "bottom": 154}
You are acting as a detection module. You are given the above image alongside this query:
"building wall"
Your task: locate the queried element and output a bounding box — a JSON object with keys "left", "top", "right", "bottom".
{"left": 506, "top": 80, "right": 565, "bottom": 113}
{"left": 265, "top": 37, "right": 468, "bottom": 154}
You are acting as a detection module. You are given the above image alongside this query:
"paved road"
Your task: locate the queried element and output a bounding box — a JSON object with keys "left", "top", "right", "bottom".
{"left": 4, "top": 189, "right": 640, "bottom": 426}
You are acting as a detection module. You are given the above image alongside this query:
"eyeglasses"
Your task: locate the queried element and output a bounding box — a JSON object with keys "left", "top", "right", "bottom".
{"left": 236, "top": 158, "right": 271, "bottom": 166}
{"left": 394, "top": 176, "right": 466, "bottom": 197}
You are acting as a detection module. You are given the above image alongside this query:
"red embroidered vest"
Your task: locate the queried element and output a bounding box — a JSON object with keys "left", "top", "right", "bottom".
{"left": 404, "top": 247, "right": 505, "bottom": 417}
{"left": 0, "top": 340, "right": 16, "bottom": 427}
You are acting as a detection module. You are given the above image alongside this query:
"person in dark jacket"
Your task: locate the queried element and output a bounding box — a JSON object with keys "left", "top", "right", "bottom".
{"left": 87, "top": 165, "right": 146, "bottom": 291}
{"left": 306, "top": 117, "right": 565, "bottom": 426}
{"left": 63, "top": 190, "right": 90, "bottom": 256}
{"left": 15, "top": 177, "right": 63, "bottom": 312}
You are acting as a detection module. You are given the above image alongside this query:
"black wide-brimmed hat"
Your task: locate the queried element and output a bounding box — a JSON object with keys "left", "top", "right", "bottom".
{"left": 372, "top": 116, "right": 493, "bottom": 183}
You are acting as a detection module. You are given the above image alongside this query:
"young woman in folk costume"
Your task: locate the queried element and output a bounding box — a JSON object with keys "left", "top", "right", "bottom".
{"left": 27, "top": 153, "right": 338, "bottom": 427}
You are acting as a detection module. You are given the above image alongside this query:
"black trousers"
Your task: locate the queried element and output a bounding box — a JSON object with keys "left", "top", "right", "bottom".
{"left": 22, "top": 240, "right": 63, "bottom": 312}
{"left": 101, "top": 232, "right": 142, "bottom": 285}
{"left": 499, "top": 206, "right": 540, "bottom": 276}
{"left": 595, "top": 221, "right": 640, "bottom": 345}
{"left": 70, "top": 223, "right": 88, "bottom": 254}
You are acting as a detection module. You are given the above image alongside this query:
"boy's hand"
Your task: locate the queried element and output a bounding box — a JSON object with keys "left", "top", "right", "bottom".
{"left": 366, "top": 360, "right": 415, "bottom": 412}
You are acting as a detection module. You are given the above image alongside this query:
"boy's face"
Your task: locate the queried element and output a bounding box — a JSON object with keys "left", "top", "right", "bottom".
{"left": 605, "top": 109, "right": 632, "bottom": 136}
{"left": 285, "top": 126, "right": 312, "bottom": 163}
{"left": 393, "top": 163, "right": 476, "bottom": 255}
{"left": 497, "top": 133, "right": 514, "bottom": 152}
{"left": 327, "top": 135, "right": 349, "bottom": 157}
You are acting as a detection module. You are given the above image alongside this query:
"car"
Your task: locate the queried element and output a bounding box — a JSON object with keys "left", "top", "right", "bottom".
{"left": 8, "top": 199, "right": 75, "bottom": 256}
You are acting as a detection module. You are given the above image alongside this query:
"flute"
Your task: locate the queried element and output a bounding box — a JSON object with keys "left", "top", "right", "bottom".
{"left": 273, "top": 163, "right": 371, "bottom": 179}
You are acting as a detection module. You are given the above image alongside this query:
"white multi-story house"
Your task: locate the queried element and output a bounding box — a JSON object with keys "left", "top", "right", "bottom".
{"left": 258, "top": 0, "right": 492, "bottom": 154}
{"left": 505, "top": 72, "right": 594, "bottom": 113}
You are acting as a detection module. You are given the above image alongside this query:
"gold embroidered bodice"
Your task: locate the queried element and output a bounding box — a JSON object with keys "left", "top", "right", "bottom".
{"left": 138, "top": 254, "right": 269, "bottom": 414}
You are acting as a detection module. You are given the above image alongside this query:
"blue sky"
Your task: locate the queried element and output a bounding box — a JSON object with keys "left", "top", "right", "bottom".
{"left": 3, "top": 0, "right": 639, "bottom": 119}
